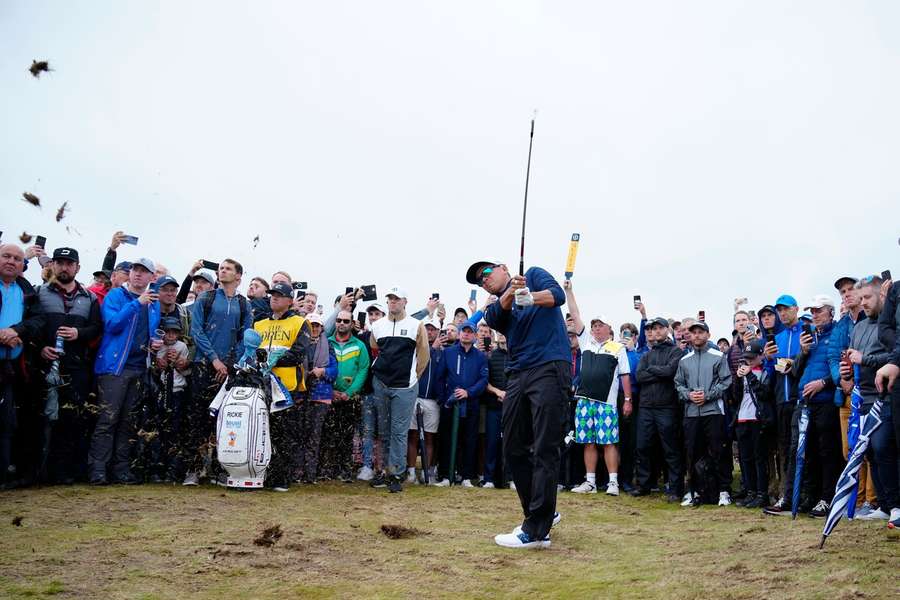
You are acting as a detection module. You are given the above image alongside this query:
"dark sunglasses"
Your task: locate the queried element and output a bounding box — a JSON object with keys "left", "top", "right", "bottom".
{"left": 335, "top": 318, "right": 352, "bottom": 324}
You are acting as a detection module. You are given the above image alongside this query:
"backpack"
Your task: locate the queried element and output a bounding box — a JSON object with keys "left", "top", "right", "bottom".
{"left": 198, "top": 290, "right": 250, "bottom": 359}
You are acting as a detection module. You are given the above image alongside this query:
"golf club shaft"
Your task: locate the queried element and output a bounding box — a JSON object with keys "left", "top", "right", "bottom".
{"left": 519, "top": 118, "right": 535, "bottom": 277}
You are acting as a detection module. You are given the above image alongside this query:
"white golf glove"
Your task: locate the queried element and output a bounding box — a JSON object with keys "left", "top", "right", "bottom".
{"left": 514, "top": 287, "right": 534, "bottom": 307}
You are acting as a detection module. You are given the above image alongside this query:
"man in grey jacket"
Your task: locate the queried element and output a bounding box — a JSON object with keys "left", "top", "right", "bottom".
{"left": 675, "top": 321, "right": 732, "bottom": 507}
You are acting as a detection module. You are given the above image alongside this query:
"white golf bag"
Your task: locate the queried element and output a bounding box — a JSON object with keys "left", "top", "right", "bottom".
{"left": 211, "top": 382, "right": 271, "bottom": 488}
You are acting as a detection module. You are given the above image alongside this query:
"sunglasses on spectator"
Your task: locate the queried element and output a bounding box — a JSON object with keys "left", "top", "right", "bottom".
{"left": 335, "top": 318, "right": 352, "bottom": 324}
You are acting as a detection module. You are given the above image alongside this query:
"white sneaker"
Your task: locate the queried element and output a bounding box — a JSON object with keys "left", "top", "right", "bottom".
{"left": 513, "top": 512, "right": 561, "bottom": 535}
{"left": 718, "top": 491, "right": 732, "bottom": 507}
{"left": 182, "top": 472, "right": 199, "bottom": 486}
{"left": 509, "top": 481, "right": 516, "bottom": 491}
{"left": 494, "top": 531, "right": 551, "bottom": 549}
{"left": 461, "top": 479, "right": 475, "bottom": 488}
{"left": 681, "top": 492, "right": 696, "bottom": 507}
{"left": 482, "top": 482, "right": 495, "bottom": 489}
{"left": 432, "top": 478, "right": 450, "bottom": 487}
{"left": 857, "top": 507, "right": 890, "bottom": 520}
{"left": 571, "top": 481, "right": 597, "bottom": 494}
{"left": 606, "top": 481, "right": 620, "bottom": 496}
{"left": 356, "top": 466, "right": 375, "bottom": 481}
{"left": 272, "top": 486, "right": 289, "bottom": 492}
{"left": 405, "top": 472, "right": 419, "bottom": 485}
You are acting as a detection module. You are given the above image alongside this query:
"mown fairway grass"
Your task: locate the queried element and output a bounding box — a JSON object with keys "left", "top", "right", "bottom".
{"left": 1, "top": 483, "right": 897, "bottom": 599}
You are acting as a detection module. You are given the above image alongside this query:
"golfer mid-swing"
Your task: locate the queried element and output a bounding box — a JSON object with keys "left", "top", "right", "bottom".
{"left": 466, "top": 260, "right": 571, "bottom": 549}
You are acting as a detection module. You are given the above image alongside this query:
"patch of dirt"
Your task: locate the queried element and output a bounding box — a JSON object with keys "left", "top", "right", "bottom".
{"left": 11, "top": 516, "right": 23, "bottom": 527}
{"left": 253, "top": 524, "right": 283, "bottom": 547}
{"left": 742, "top": 525, "right": 766, "bottom": 534}
{"left": 380, "top": 524, "right": 422, "bottom": 539}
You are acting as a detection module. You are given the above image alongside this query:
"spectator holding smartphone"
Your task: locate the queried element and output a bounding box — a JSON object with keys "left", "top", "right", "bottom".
{"left": 89, "top": 258, "right": 161, "bottom": 485}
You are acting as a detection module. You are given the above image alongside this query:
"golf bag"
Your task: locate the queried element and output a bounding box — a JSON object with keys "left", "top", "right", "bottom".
{"left": 208, "top": 330, "right": 272, "bottom": 488}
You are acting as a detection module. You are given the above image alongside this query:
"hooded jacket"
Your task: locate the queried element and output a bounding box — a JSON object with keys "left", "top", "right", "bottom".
{"left": 635, "top": 339, "right": 682, "bottom": 408}
{"left": 95, "top": 286, "right": 162, "bottom": 376}
{"left": 848, "top": 314, "right": 891, "bottom": 402}
{"left": 417, "top": 346, "right": 446, "bottom": 402}
{"left": 793, "top": 320, "right": 837, "bottom": 404}
{"left": 329, "top": 333, "right": 370, "bottom": 397}
{"left": 878, "top": 280, "right": 900, "bottom": 367}
{"left": 771, "top": 320, "right": 803, "bottom": 405}
{"left": 675, "top": 345, "right": 732, "bottom": 417}
{"left": 438, "top": 342, "right": 488, "bottom": 408}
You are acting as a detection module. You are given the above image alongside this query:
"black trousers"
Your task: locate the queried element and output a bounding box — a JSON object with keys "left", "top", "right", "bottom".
{"left": 784, "top": 402, "right": 843, "bottom": 504}
{"left": 684, "top": 414, "right": 727, "bottom": 494}
{"left": 617, "top": 390, "right": 637, "bottom": 487}
{"left": 46, "top": 368, "right": 94, "bottom": 483}
{"left": 775, "top": 402, "right": 794, "bottom": 497}
{"left": 178, "top": 364, "right": 217, "bottom": 476}
{"left": 736, "top": 421, "right": 768, "bottom": 495}
{"left": 88, "top": 369, "right": 144, "bottom": 481}
{"left": 635, "top": 405, "right": 683, "bottom": 495}
{"left": 502, "top": 361, "right": 570, "bottom": 540}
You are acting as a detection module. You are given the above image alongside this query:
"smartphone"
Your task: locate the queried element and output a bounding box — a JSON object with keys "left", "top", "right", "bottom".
{"left": 802, "top": 323, "right": 814, "bottom": 337}
{"left": 35, "top": 235, "right": 47, "bottom": 248}
{"left": 470, "top": 289, "right": 477, "bottom": 302}
{"left": 633, "top": 295, "right": 641, "bottom": 309}
{"left": 149, "top": 282, "right": 160, "bottom": 293}
{"left": 483, "top": 337, "right": 492, "bottom": 351}
{"left": 292, "top": 281, "right": 308, "bottom": 291}
{"left": 294, "top": 290, "right": 306, "bottom": 301}
{"left": 361, "top": 285, "right": 377, "bottom": 301}
{"left": 698, "top": 310, "right": 706, "bottom": 322}
{"left": 122, "top": 235, "right": 139, "bottom": 245}
{"left": 356, "top": 311, "right": 366, "bottom": 327}
{"left": 345, "top": 286, "right": 355, "bottom": 295}
{"left": 201, "top": 259, "right": 219, "bottom": 271}
{"left": 882, "top": 269, "right": 892, "bottom": 281}
{"left": 622, "top": 330, "right": 633, "bottom": 340}
{"left": 432, "top": 292, "right": 440, "bottom": 300}
{"left": 765, "top": 332, "right": 776, "bottom": 344}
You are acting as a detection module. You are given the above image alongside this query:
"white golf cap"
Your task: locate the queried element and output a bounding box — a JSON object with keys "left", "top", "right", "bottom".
{"left": 804, "top": 295, "right": 836, "bottom": 310}
{"left": 385, "top": 286, "right": 407, "bottom": 299}
{"left": 423, "top": 316, "right": 441, "bottom": 329}
{"left": 366, "top": 302, "right": 387, "bottom": 314}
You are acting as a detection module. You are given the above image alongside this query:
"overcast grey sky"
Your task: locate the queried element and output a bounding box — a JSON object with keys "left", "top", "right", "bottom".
{"left": 3, "top": 1, "right": 898, "bottom": 338}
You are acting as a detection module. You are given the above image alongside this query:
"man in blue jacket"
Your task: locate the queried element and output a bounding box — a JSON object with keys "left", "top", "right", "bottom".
{"left": 89, "top": 257, "right": 161, "bottom": 485}
{"left": 789, "top": 294, "right": 842, "bottom": 518}
{"left": 467, "top": 260, "right": 570, "bottom": 549}
{"left": 763, "top": 294, "right": 805, "bottom": 515}
{"left": 407, "top": 317, "right": 445, "bottom": 485}
{"left": 436, "top": 321, "right": 487, "bottom": 488}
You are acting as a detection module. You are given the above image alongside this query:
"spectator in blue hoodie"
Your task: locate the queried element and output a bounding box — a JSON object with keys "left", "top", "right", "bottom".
{"left": 789, "top": 294, "right": 842, "bottom": 519}
{"left": 434, "top": 321, "right": 488, "bottom": 487}
{"left": 89, "top": 257, "right": 161, "bottom": 485}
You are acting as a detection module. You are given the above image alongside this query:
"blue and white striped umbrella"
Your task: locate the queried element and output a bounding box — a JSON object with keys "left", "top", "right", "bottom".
{"left": 791, "top": 401, "right": 810, "bottom": 520}
{"left": 819, "top": 395, "right": 884, "bottom": 549}
{"left": 844, "top": 365, "right": 864, "bottom": 518}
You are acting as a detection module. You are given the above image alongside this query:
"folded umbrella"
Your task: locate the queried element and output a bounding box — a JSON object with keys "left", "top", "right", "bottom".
{"left": 791, "top": 401, "right": 809, "bottom": 520}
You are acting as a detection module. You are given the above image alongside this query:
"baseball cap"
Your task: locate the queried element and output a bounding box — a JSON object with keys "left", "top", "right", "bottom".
{"left": 385, "top": 286, "right": 407, "bottom": 299}
{"left": 114, "top": 261, "right": 132, "bottom": 273}
{"left": 454, "top": 307, "right": 468, "bottom": 318}
{"left": 590, "top": 316, "right": 611, "bottom": 326}
{"left": 466, "top": 260, "right": 500, "bottom": 285}
{"left": 192, "top": 269, "right": 216, "bottom": 286}
{"left": 92, "top": 269, "right": 112, "bottom": 279}
{"left": 688, "top": 321, "right": 710, "bottom": 333}
{"left": 833, "top": 276, "right": 858, "bottom": 291}
{"left": 799, "top": 312, "right": 813, "bottom": 322}
{"left": 774, "top": 294, "right": 798, "bottom": 308}
{"left": 160, "top": 317, "right": 182, "bottom": 331}
{"left": 155, "top": 275, "right": 179, "bottom": 289}
{"left": 366, "top": 302, "right": 387, "bottom": 314}
{"left": 306, "top": 312, "right": 324, "bottom": 325}
{"left": 804, "top": 295, "right": 835, "bottom": 311}
{"left": 268, "top": 282, "right": 293, "bottom": 297}
{"left": 646, "top": 317, "right": 669, "bottom": 328}
{"left": 758, "top": 304, "right": 776, "bottom": 316}
{"left": 132, "top": 257, "right": 155, "bottom": 273}
{"left": 743, "top": 339, "right": 765, "bottom": 358}
{"left": 52, "top": 247, "right": 79, "bottom": 262}
{"left": 458, "top": 322, "right": 476, "bottom": 332}
{"left": 423, "top": 316, "right": 441, "bottom": 329}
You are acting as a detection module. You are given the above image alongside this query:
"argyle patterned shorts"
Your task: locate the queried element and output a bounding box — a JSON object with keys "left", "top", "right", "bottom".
{"left": 574, "top": 396, "right": 619, "bottom": 445}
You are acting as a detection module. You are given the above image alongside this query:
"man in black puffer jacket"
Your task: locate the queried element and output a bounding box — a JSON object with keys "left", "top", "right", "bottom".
{"left": 633, "top": 317, "right": 684, "bottom": 502}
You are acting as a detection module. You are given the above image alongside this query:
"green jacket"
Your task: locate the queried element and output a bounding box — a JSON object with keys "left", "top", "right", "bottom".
{"left": 328, "top": 334, "right": 370, "bottom": 397}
